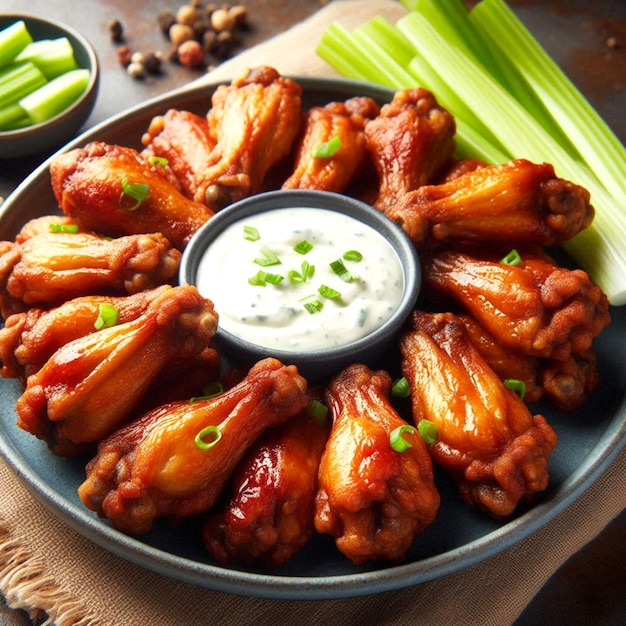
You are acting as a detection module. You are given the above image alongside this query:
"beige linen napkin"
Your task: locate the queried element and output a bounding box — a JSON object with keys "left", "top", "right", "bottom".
{"left": 1, "top": 1, "right": 624, "bottom": 624}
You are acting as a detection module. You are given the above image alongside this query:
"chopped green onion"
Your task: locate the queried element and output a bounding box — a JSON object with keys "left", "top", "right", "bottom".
{"left": 302, "top": 297, "right": 324, "bottom": 314}
{"left": 48, "top": 223, "right": 79, "bottom": 233}
{"left": 264, "top": 272, "right": 284, "bottom": 285}
{"left": 194, "top": 425, "right": 222, "bottom": 450}
{"left": 308, "top": 399, "right": 329, "bottom": 425}
{"left": 504, "top": 378, "right": 526, "bottom": 400}
{"left": 120, "top": 177, "right": 149, "bottom": 210}
{"left": 343, "top": 250, "right": 363, "bottom": 262}
{"left": 390, "top": 424, "right": 415, "bottom": 452}
{"left": 94, "top": 303, "right": 119, "bottom": 330}
{"left": 147, "top": 155, "right": 169, "bottom": 166}
{"left": 313, "top": 135, "right": 342, "bottom": 158}
{"left": 243, "top": 225, "right": 260, "bottom": 241}
{"left": 190, "top": 382, "right": 224, "bottom": 403}
{"left": 500, "top": 249, "right": 522, "bottom": 266}
{"left": 330, "top": 258, "right": 358, "bottom": 283}
{"left": 391, "top": 376, "right": 411, "bottom": 398}
{"left": 417, "top": 419, "right": 439, "bottom": 445}
{"left": 288, "top": 260, "right": 314, "bottom": 284}
{"left": 254, "top": 244, "right": 281, "bottom": 267}
{"left": 294, "top": 239, "right": 313, "bottom": 254}
{"left": 318, "top": 284, "right": 341, "bottom": 299}
{"left": 248, "top": 270, "right": 284, "bottom": 286}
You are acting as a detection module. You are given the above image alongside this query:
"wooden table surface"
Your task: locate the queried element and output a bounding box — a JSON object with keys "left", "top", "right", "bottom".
{"left": 0, "top": 1, "right": 624, "bottom": 624}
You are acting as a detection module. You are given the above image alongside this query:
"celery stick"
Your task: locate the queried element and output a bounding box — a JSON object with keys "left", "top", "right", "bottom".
{"left": 0, "top": 20, "right": 33, "bottom": 68}
{"left": 19, "top": 68, "right": 89, "bottom": 124}
{"left": 0, "top": 102, "right": 28, "bottom": 130}
{"left": 0, "top": 61, "right": 47, "bottom": 107}
{"left": 13, "top": 37, "right": 78, "bottom": 80}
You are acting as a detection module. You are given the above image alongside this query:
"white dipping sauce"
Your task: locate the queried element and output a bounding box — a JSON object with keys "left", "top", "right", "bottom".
{"left": 196, "top": 207, "right": 405, "bottom": 351}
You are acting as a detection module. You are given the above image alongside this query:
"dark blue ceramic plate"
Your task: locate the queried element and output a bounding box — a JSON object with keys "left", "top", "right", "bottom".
{"left": 0, "top": 79, "right": 624, "bottom": 599}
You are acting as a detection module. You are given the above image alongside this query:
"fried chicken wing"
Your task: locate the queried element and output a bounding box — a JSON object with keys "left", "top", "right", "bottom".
{"left": 141, "top": 109, "right": 217, "bottom": 200}
{"left": 282, "top": 96, "right": 380, "bottom": 193}
{"left": 202, "top": 408, "right": 328, "bottom": 568}
{"left": 400, "top": 311, "right": 558, "bottom": 518}
{"left": 197, "top": 66, "right": 303, "bottom": 209}
{"left": 50, "top": 141, "right": 214, "bottom": 250}
{"left": 314, "top": 363, "right": 439, "bottom": 565}
{"left": 364, "top": 88, "right": 456, "bottom": 213}
{"left": 16, "top": 285, "right": 218, "bottom": 456}
{"left": 386, "top": 159, "right": 594, "bottom": 249}
{"left": 0, "top": 231, "right": 180, "bottom": 310}
{"left": 422, "top": 244, "right": 611, "bottom": 361}
{"left": 78, "top": 358, "right": 310, "bottom": 535}
{"left": 15, "top": 215, "right": 81, "bottom": 243}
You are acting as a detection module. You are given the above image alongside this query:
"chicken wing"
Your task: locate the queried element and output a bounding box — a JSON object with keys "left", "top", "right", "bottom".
{"left": 15, "top": 215, "right": 81, "bottom": 243}
{"left": 78, "top": 358, "right": 310, "bottom": 535}
{"left": 385, "top": 159, "right": 594, "bottom": 249}
{"left": 400, "top": 311, "right": 558, "bottom": 518}
{"left": 315, "top": 363, "right": 439, "bottom": 565}
{"left": 281, "top": 96, "right": 380, "bottom": 193}
{"left": 422, "top": 244, "right": 611, "bottom": 361}
{"left": 0, "top": 231, "right": 180, "bottom": 311}
{"left": 50, "top": 141, "right": 214, "bottom": 250}
{"left": 197, "top": 66, "right": 303, "bottom": 209}
{"left": 202, "top": 407, "right": 328, "bottom": 568}
{"left": 16, "top": 285, "right": 218, "bottom": 456}
{"left": 364, "top": 88, "right": 456, "bottom": 213}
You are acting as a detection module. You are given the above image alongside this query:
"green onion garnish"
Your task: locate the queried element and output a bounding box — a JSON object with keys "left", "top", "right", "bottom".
{"left": 343, "top": 250, "right": 363, "bottom": 262}
{"left": 288, "top": 261, "right": 314, "bottom": 284}
{"left": 190, "top": 382, "right": 224, "bottom": 403}
{"left": 417, "top": 420, "right": 439, "bottom": 445}
{"left": 120, "top": 177, "right": 149, "bottom": 210}
{"left": 308, "top": 399, "right": 329, "bottom": 425}
{"left": 194, "top": 425, "right": 222, "bottom": 450}
{"left": 94, "top": 303, "right": 119, "bottom": 330}
{"left": 294, "top": 240, "right": 313, "bottom": 254}
{"left": 318, "top": 284, "right": 341, "bottom": 299}
{"left": 313, "top": 135, "right": 342, "bottom": 158}
{"left": 147, "top": 155, "right": 169, "bottom": 166}
{"left": 48, "top": 223, "right": 79, "bottom": 234}
{"left": 248, "top": 270, "right": 284, "bottom": 286}
{"left": 504, "top": 378, "right": 526, "bottom": 400}
{"left": 330, "top": 258, "right": 358, "bottom": 283}
{"left": 391, "top": 376, "right": 411, "bottom": 398}
{"left": 500, "top": 249, "right": 522, "bottom": 266}
{"left": 302, "top": 298, "right": 323, "bottom": 314}
{"left": 254, "top": 245, "right": 281, "bottom": 266}
{"left": 243, "top": 225, "right": 260, "bottom": 241}
{"left": 390, "top": 425, "right": 415, "bottom": 452}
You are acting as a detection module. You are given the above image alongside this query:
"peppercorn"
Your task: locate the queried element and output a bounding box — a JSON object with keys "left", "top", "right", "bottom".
{"left": 177, "top": 4, "right": 199, "bottom": 26}
{"left": 169, "top": 23, "right": 195, "bottom": 47}
{"left": 109, "top": 19, "right": 124, "bottom": 43}
{"left": 211, "top": 8, "right": 236, "bottom": 32}
{"left": 157, "top": 11, "right": 177, "bottom": 36}
{"left": 126, "top": 61, "right": 145, "bottom": 79}
{"left": 177, "top": 39, "right": 205, "bottom": 68}
{"left": 143, "top": 51, "right": 163, "bottom": 74}
{"left": 116, "top": 45, "right": 133, "bottom": 67}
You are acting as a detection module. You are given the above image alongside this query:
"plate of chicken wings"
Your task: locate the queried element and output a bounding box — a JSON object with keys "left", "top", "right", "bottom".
{"left": 0, "top": 68, "right": 624, "bottom": 599}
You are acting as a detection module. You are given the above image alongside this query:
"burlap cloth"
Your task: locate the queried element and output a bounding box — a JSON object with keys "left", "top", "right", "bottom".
{"left": 1, "top": 2, "right": 624, "bottom": 624}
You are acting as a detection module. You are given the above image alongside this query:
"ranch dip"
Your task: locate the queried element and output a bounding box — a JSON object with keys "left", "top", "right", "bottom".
{"left": 196, "top": 207, "right": 405, "bottom": 351}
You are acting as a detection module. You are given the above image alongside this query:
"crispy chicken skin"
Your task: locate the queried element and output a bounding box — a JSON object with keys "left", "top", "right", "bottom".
{"left": 198, "top": 66, "right": 303, "bottom": 209}
{"left": 315, "top": 363, "right": 440, "bottom": 565}
{"left": 386, "top": 159, "right": 594, "bottom": 249}
{"left": 141, "top": 109, "right": 217, "bottom": 200}
{"left": 16, "top": 285, "right": 218, "bottom": 456}
{"left": 400, "top": 311, "right": 558, "bottom": 518}
{"left": 422, "top": 244, "right": 611, "bottom": 361}
{"left": 202, "top": 408, "right": 328, "bottom": 568}
{"left": 50, "top": 141, "right": 214, "bottom": 250}
{"left": 282, "top": 96, "right": 380, "bottom": 193}
{"left": 0, "top": 231, "right": 180, "bottom": 313}
{"left": 78, "top": 358, "right": 310, "bottom": 535}
{"left": 364, "top": 88, "right": 456, "bottom": 213}
{"left": 15, "top": 215, "right": 81, "bottom": 243}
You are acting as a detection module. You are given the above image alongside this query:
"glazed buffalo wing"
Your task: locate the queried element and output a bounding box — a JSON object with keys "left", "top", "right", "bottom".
{"left": 385, "top": 159, "right": 594, "bottom": 249}
{"left": 364, "top": 88, "right": 456, "bottom": 213}
{"left": 282, "top": 96, "right": 380, "bottom": 193}
{"left": 0, "top": 230, "right": 180, "bottom": 314}
{"left": 78, "top": 358, "right": 310, "bottom": 535}
{"left": 202, "top": 408, "right": 328, "bottom": 568}
{"left": 400, "top": 311, "right": 558, "bottom": 518}
{"left": 196, "top": 66, "right": 303, "bottom": 209}
{"left": 50, "top": 141, "right": 214, "bottom": 250}
{"left": 16, "top": 285, "right": 218, "bottom": 456}
{"left": 423, "top": 244, "right": 611, "bottom": 361}
{"left": 315, "top": 364, "right": 440, "bottom": 565}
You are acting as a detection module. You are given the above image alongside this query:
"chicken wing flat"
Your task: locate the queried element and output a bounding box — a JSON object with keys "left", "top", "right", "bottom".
{"left": 15, "top": 215, "right": 81, "bottom": 243}
{"left": 281, "top": 96, "right": 380, "bottom": 193}
{"left": 141, "top": 109, "right": 217, "bottom": 200}
{"left": 386, "top": 159, "right": 594, "bottom": 249}
{"left": 400, "top": 311, "right": 558, "bottom": 518}
{"left": 50, "top": 141, "right": 214, "bottom": 250}
{"left": 364, "top": 88, "right": 456, "bottom": 213}
{"left": 0, "top": 231, "right": 180, "bottom": 311}
{"left": 16, "top": 285, "right": 218, "bottom": 456}
{"left": 315, "top": 363, "right": 439, "bottom": 565}
{"left": 202, "top": 408, "right": 328, "bottom": 568}
{"left": 78, "top": 358, "right": 310, "bottom": 535}
{"left": 0, "top": 286, "right": 170, "bottom": 383}
{"left": 422, "top": 244, "right": 611, "bottom": 361}
{"left": 197, "top": 66, "right": 303, "bottom": 209}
